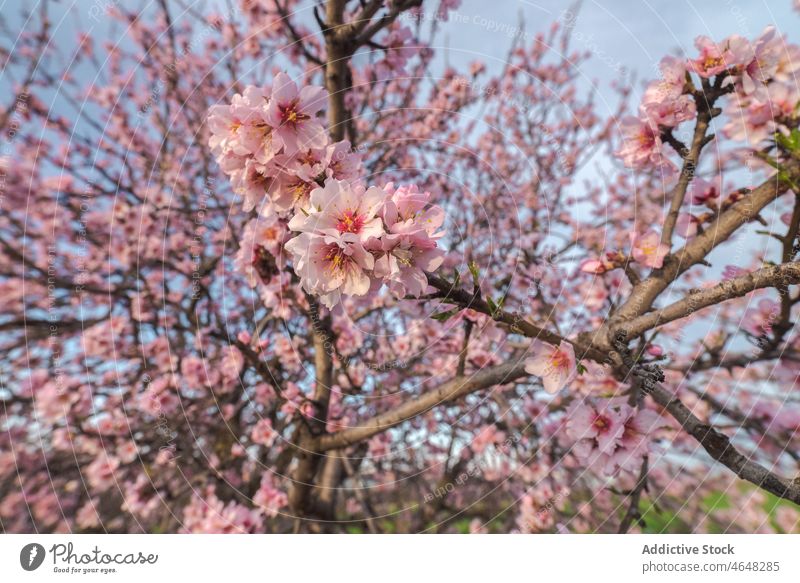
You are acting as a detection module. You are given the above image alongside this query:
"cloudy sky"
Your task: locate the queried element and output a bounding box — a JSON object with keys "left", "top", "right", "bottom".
{"left": 427, "top": 0, "right": 797, "bottom": 110}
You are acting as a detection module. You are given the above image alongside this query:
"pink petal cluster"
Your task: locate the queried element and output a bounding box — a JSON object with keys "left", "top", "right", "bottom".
{"left": 251, "top": 418, "right": 276, "bottom": 446}
{"left": 284, "top": 179, "right": 445, "bottom": 307}
{"left": 524, "top": 340, "right": 578, "bottom": 394}
{"left": 578, "top": 251, "right": 626, "bottom": 275}
{"left": 742, "top": 298, "right": 780, "bottom": 337}
{"left": 565, "top": 399, "right": 666, "bottom": 476}
{"left": 181, "top": 487, "right": 265, "bottom": 534}
{"left": 471, "top": 424, "right": 507, "bottom": 454}
{"left": 616, "top": 116, "right": 666, "bottom": 169}
{"left": 687, "top": 36, "right": 735, "bottom": 78}
{"left": 211, "top": 75, "right": 447, "bottom": 308}
{"left": 374, "top": 184, "right": 446, "bottom": 298}
{"left": 618, "top": 28, "right": 799, "bottom": 169}
{"left": 253, "top": 475, "right": 288, "bottom": 518}
{"left": 641, "top": 57, "right": 695, "bottom": 128}
{"left": 208, "top": 72, "right": 361, "bottom": 214}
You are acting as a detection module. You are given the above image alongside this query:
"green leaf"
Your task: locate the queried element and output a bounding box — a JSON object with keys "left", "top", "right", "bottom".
{"left": 468, "top": 261, "right": 479, "bottom": 283}
{"left": 776, "top": 128, "right": 800, "bottom": 153}
{"left": 432, "top": 308, "right": 459, "bottom": 322}
{"left": 486, "top": 296, "right": 497, "bottom": 316}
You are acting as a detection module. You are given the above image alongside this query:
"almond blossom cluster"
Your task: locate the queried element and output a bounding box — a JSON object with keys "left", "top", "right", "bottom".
{"left": 208, "top": 73, "right": 446, "bottom": 307}
{"left": 579, "top": 228, "right": 669, "bottom": 274}
{"left": 617, "top": 27, "right": 797, "bottom": 171}
{"left": 286, "top": 180, "right": 445, "bottom": 307}
{"left": 564, "top": 398, "right": 667, "bottom": 476}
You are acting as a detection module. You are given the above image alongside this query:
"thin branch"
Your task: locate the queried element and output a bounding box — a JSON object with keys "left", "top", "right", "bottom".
{"left": 618, "top": 455, "right": 648, "bottom": 533}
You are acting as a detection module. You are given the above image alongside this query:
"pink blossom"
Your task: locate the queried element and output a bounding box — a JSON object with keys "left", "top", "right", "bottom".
{"left": 284, "top": 232, "right": 375, "bottom": 308}
{"left": 251, "top": 418, "right": 276, "bottom": 446}
{"left": 471, "top": 424, "right": 507, "bottom": 454}
{"left": 607, "top": 408, "right": 666, "bottom": 474}
{"left": 742, "top": 298, "right": 780, "bottom": 337}
{"left": 373, "top": 184, "right": 445, "bottom": 297}
{"left": 325, "top": 139, "right": 362, "bottom": 182}
{"left": 265, "top": 72, "right": 328, "bottom": 155}
{"left": 84, "top": 454, "right": 120, "bottom": 491}
{"left": 524, "top": 340, "right": 577, "bottom": 394}
{"left": 229, "top": 158, "right": 274, "bottom": 212}
{"left": 642, "top": 94, "right": 695, "bottom": 128}
{"left": 579, "top": 255, "right": 616, "bottom": 274}
{"left": 566, "top": 401, "right": 627, "bottom": 453}
{"left": 207, "top": 85, "right": 275, "bottom": 164}
{"left": 740, "top": 27, "right": 782, "bottom": 97}
{"left": 288, "top": 179, "right": 385, "bottom": 242}
{"left": 182, "top": 488, "right": 264, "bottom": 533}
{"left": 566, "top": 400, "right": 666, "bottom": 476}
{"left": 643, "top": 56, "right": 687, "bottom": 103}
{"left": 630, "top": 230, "right": 669, "bottom": 269}
{"left": 253, "top": 475, "right": 288, "bottom": 518}
{"left": 269, "top": 166, "right": 317, "bottom": 212}
{"left": 688, "top": 36, "right": 734, "bottom": 78}
{"left": 675, "top": 214, "right": 700, "bottom": 239}
{"left": 690, "top": 176, "right": 722, "bottom": 206}
{"left": 375, "top": 25, "right": 415, "bottom": 79}
{"left": 616, "top": 116, "right": 665, "bottom": 169}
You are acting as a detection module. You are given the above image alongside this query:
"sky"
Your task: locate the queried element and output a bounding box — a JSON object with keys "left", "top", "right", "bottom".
{"left": 425, "top": 0, "right": 798, "bottom": 113}
{"left": 5, "top": 0, "right": 796, "bottom": 103}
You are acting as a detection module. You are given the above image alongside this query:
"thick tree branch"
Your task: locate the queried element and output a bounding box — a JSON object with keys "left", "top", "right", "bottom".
{"left": 316, "top": 357, "right": 529, "bottom": 451}
{"left": 649, "top": 384, "right": 800, "bottom": 505}
{"left": 620, "top": 262, "right": 800, "bottom": 339}
{"left": 606, "top": 165, "right": 798, "bottom": 329}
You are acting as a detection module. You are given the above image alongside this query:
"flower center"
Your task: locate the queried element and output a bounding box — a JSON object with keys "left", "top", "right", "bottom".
{"left": 290, "top": 180, "right": 311, "bottom": 202}
{"left": 637, "top": 130, "right": 654, "bottom": 147}
{"left": 640, "top": 243, "right": 657, "bottom": 256}
{"left": 703, "top": 55, "right": 723, "bottom": 70}
{"left": 280, "top": 100, "right": 310, "bottom": 126}
{"left": 324, "top": 244, "right": 346, "bottom": 273}
{"left": 593, "top": 415, "right": 610, "bottom": 432}
{"left": 336, "top": 209, "right": 364, "bottom": 234}
{"left": 549, "top": 349, "right": 568, "bottom": 370}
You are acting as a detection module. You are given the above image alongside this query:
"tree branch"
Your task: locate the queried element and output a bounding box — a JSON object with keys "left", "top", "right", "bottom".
{"left": 316, "top": 357, "right": 529, "bottom": 451}
{"left": 607, "top": 164, "right": 798, "bottom": 329}
{"left": 649, "top": 384, "right": 800, "bottom": 505}
{"left": 620, "top": 262, "right": 800, "bottom": 339}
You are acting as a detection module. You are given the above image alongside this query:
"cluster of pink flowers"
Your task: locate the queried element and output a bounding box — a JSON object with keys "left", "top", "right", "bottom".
{"left": 617, "top": 27, "right": 798, "bottom": 169}
{"left": 617, "top": 56, "right": 691, "bottom": 169}
{"left": 181, "top": 487, "right": 266, "bottom": 533}
{"left": 579, "top": 229, "right": 669, "bottom": 275}
{"left": 286, "top": 180, "right": 445, "bottom": 307}
{"left": 742, "top": 297, "right": 780, "bottom": 338}
{"left": 564, "top": 398, "right": 666, "bottom": 476}
{"left": 209, "top": 73, "right": 446, "bottom": 307}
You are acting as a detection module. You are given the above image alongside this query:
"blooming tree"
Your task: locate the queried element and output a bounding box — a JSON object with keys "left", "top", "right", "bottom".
{"left": 2, "top": 0, "right": 800, "bottom": 534}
